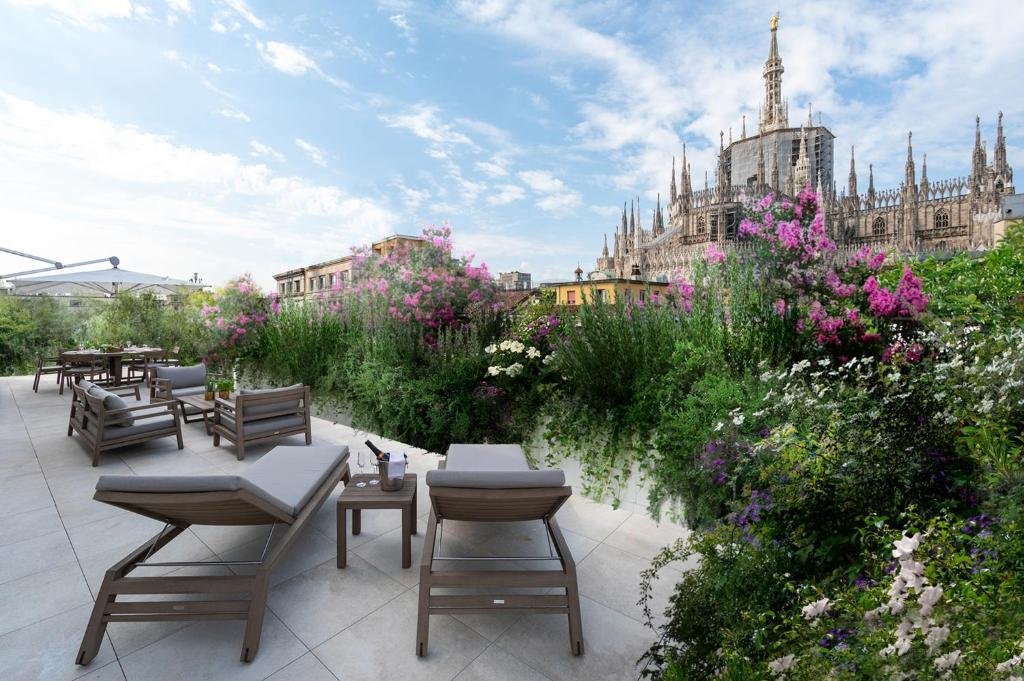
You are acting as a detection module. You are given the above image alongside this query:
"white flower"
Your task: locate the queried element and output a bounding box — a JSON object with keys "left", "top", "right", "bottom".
{"left": 924, "top": 624, "right": 950, "bottom": 655}
{"left": 979, "top": 397, "right": 994, "bottom": 414}
{"left": 541, "top": 354, "right": 554, "bottom": 365}
{"left": 801, "top": 597, "right": 830, "bottom": 621}
{"left": 508, "top": 340, "right": 525, "bottom": 354}
{"left": 484, "top": 344, "right": 497, "bottom": 354}
{"left": 714, "top": 421, "right": 724, "bottom": 432}
{"left": 486, "top": 366, "right": 503, "bottom": 377}
{"left": 526, "top": 346, "right": 541, "bottom": 359}
{"left": 933, "top": 649, "right": 962, "bottom": 673}
{"left": 505, "top": 362, "right": 524, "bottom": 377}
{"left": 768, "top": 654, "right": 796, "bottom": 676}
{"left": 892, "top": 532, "right": 921, "bottom": 560}
{"left": 760, "top": 371, "right": 774, "bottom": 383}
{"left": 917, "top": 585, "right": 943, "bottom": 617}
{"left": 996, "top": 652, "right": 1024, "bottom": 673}
{"left": 498, "top": 340, "right": 512, "bottom": 352}
{"left": 732, "top": 414, "right": 745, "bottom": 426}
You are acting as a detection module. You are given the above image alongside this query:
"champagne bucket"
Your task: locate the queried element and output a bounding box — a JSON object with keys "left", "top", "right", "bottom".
{"left": 376, "top": 458, "right": 405, "bottom": 492}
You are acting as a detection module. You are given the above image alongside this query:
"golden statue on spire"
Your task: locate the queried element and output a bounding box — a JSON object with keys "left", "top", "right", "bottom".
{"left": 770, "top": 13, "right": 779, "bottom": 31}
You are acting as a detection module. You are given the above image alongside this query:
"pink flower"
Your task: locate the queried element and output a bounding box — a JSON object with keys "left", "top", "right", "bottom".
{"left": 705, "top": 243, "right": 726, "bottom": 264}
{"left": 773, "top": 299, "right": 786, "bottom": 316}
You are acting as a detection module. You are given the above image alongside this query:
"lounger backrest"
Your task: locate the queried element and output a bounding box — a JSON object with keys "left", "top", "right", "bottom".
{"left": 428, "top": 484, "right": 571, "bottom": 522}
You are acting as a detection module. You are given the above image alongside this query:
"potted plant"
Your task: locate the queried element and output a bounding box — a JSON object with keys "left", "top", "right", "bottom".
{"left": 216, "top": 377, "right": 234, "bottom": 399}
{"left": 204, "top": 377, "right": 216, "bottom": 401}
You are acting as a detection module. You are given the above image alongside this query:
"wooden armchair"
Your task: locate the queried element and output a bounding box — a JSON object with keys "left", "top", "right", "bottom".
{"left": 211, "top": 385, "right": 312, "bottom": 460}
{"left": 68, "top": 382, "right": 183, "bottom": 467}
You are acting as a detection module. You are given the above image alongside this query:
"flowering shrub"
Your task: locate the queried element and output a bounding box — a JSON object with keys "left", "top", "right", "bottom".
{"left": 201, "top": 274, "right": 271, "bottom": 368}
{"left": 349, "top": 224, "right": 500, "bottom": 331}
{"left": 729, "top": 188, "right": 930, "bottom": 361}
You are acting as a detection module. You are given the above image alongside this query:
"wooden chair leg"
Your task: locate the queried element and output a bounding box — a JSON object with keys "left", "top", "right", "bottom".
{"left": 213, "top": 432, "right": 220, "bottom": 446}
{"left": 416, "top": 511, "right": 438, "bottom": 656}
{"left": 235, "top": 440, "right": 245, "bottom": 461}
{"left": 76, "top": 574, "right": 116, "bottom": 665}
{"left": 240, "top": 573, "right": 269, "bottom": 662}
{"left": 33, "top": 371, "right": 41, "bottom": 392}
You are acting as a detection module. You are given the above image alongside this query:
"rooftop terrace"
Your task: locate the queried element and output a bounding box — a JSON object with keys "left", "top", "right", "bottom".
{"left": 0, "top": 375, "right": 691, "bottom": 681}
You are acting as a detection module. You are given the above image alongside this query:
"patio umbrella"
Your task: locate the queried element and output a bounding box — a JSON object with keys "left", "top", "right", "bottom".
{"left": 9, "top": 264, "right": 206, "bottom": 297}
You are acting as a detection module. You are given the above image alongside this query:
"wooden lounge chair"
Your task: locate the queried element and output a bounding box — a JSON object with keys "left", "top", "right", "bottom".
{"left": 68, "top": 381, "right": 182, "bottom": 467}
{"left": 60, "top": 353, "right": 106, "bottom": 395}
{"left": 150, "top": 364, "right": 208, "bottom": 401}
{"left": 211, "top": 384, "right": 312, "bottom": 461}
{"left": 416, "top": 444, "right": 583, "bottom": 657}
{"left": 76, "top": 443, "right": 351, "bottom": 665}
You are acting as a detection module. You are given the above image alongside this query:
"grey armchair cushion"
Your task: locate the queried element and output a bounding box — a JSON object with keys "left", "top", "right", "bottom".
{"left": 87, "top": 415, "right": 175, "bottom": 440}
{"left": 219, "top": 413, "right": 306, "bottom": 438}
{"left": 86, "top": 386, "right": 134, "bottom": 427}
{"left": 172, "top": 385, "right": 207, "bottom": 398}
{"left": 79, "top": 380, "right": 97, "bottom": 392}
{"left": 239, "top": 384, "right": 303, "bottom": 418}
{"left": 153, "top": 364, "right": 206, "bottom": 389}
{"left": 428, "top": 443, "right": 565, "bottom": 488}
{"left": 96, "top": 444, "right": 349, "bottom": 517}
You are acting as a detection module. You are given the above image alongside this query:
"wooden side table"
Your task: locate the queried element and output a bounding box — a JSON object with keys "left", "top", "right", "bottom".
{"left": 337, "top": 473, "right": 417, "bottom": 569}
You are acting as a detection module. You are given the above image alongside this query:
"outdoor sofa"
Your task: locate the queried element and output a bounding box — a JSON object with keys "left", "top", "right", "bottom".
{"left": 417, "top": 443, "right": 583, "bottom": 657}
{"left": 211, "top": 384, "right": 312, "bottom": 460}
{"left": 76, "top": 443, "right": 350, "bottom": 665}
{"left": 68, "top": 380, "right": 182, "bottom": 467}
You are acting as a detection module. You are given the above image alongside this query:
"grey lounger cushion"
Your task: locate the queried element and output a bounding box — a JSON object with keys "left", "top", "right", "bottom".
{"left": 239, "top": 384, "right": 302, "bottom": 418}
{"left": 87, "top": 385, "right": 134, "bottom": 427}
{"left": 154, "top": 364, "right": 206, "bottom": 389}
{"left": 171, "top": 385, "right": 207, "bottom": 398}
{"left": 427, "top": 443, "right": 566, "bottom": 489}
{"left": 96, "top": 444, "right": 349, "bottom": 517}
{"left": 219, "top": 413, "right": 306, "bottom": 437}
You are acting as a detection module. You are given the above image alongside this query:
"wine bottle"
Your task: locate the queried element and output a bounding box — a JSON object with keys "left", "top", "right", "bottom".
{"left": 365, "top": 440, "right": 387, "bottom": 461}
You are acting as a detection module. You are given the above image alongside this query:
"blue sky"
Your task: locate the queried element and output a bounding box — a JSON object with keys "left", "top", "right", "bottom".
{"left": 0, "top": 0, "right": 1020, "bottom": 288}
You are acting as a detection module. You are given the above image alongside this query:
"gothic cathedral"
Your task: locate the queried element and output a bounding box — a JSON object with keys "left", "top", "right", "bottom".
{"left": 594, "top": 16, "right": 1015, "bottom": 281}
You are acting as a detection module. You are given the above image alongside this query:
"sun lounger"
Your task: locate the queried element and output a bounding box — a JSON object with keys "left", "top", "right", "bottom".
{"left": 416, "top": 444, "right": 583, "bottom": 656}
{"left": 76, "top": 443, "right": 350, "bottom": 665}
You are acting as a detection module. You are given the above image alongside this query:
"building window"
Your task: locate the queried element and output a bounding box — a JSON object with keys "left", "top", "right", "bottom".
{"left": 341, "top": 271, "right": 350, "bottom": 284}
{"left": 596, "top": 288, "right": 607, "bottom": 303}
{"left": 565, "top": 290, "right": 577, "bottom": 306}
{"left": 697, "top": 216, "right": 705, "bottom": 233}
{"left": 286, "top": 281, "right": 293, "bottom": 294}
{"left": 934, "top": 210, "right": 950, "bottom": 229}
{"left": 329, "top": 273, "right": 336, "bottom": 288}
{"left": 294, "top": 279, "right": 301, "bottom": 292}
{"left": 872, "top": 217, "right": 886, "bottom": 236}
{"left": 318, "top": 275, "right": 326, "bottom": 289}
{"left": 279, "top": 283, "right": 286, "bottom": 296}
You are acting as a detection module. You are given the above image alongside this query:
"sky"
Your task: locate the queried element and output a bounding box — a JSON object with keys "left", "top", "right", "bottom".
{"left": 0, "top": 0, "right": 1021, "bottom": 289}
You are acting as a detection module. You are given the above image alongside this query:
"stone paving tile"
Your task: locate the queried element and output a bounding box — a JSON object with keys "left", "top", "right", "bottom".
{"left": 0, "top": 603, "right": 116, "bottom": 681}
{"left": 453, "top": 644, "right": 554, "bottom": 681}
{"left": 0, "top": 503, "right": 64, "bottom": 548}
{"left": 263, "top": 652, "right": 338, "bottom": 681}
{"left": 603, "top": 509, "right": 693, "bottom": 562}
{"left": 0, "top": 528, "right": 78, "bottom": 585}
{"left": 576, "top": 542, "right": 681, "bottom": 627}
{"left": 314, "top": 590, "right": 489, "bottom": 681}
{"left": 0, "top": 561, "right": 94, "bottom": 637}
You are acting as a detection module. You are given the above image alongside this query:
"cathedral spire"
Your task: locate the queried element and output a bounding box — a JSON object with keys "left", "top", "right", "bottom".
{"left": 602, "top": 233, "right": 609, "bottom": 257}
{"left": 760, "top": 14, "right": 787, "bottom": 133}
{"left": 867, "top": 163, "right": 875, "bottom": 205}
{"left": 670, "top": 156, "right": 677, "bottom": 204}
{"left": 629, "top": 200, "right": 635, "bottom": 236}
{"left": 681, "top": 144, "right": 691, "bottom": 198}
{"left": 807, "top": 102, "right": 813, "bottom": 128}
{"left": 920, "top": 152, "right": 928, "bottom": 193}
{"left": 756, "top": 139, "right": 766, "bottom": 187}
{"left": 905, "top": 130, "right": 916, "bottom": 190}
{"left": 741, "top": 114, "right": 746, "bottom": 139}
{"left": 793, "top": 125, "right": 811, "bottom": 191}
{"left": 848, "top": 145, "right": 857, "bottom": 196}
{"left": 995, "top": 111, "right": 1008, "bottom": 173}
{"left": 972, "top": 114, "right": 987, "bottom": 182}
{"left": 620, "top": 202, "right": 628, "bottom": 237}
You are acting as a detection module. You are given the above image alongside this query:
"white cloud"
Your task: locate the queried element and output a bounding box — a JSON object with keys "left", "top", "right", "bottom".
{"left": 222, "top": 0, "right": 265, "bottom": 30}
{"left": 382, "top": 104, "right": 474, "bottom": 147}
{"left": 517, "top": 169, "right": 581, "bottom": 212}
{"left": 166, "top": 0, "right": 190, "bottom": 14}
{"left": 162, "top": 49, "right": 185, "bottom": 66}
{"left": 249, "top": 139, "right": 284, "bottom": 162}
{"left": 476, "top": 157, "right": 509, "bottom": 177}
{"left": 295, "top": 138, "right": 327, "bottom": 166}
{"left": 206, "top": 62, "right": 222, "bottom": 73}
{"left": 487, "top": 183, "right": 525, "bottom": 206}
{"left": 388, "top": 13, "right": 416, "bottom": 45}
{"left": 258, "top": 41, "right": 317, "bottom": 76}
{"left": 0, "top": 92, "right": 395, "bottom": 285}
{"left": 218, "top": 108, "right": 251, "bottom": 123}
{"left": 9, "top": 0, "right": 135, "bottom": 28}
{"left": 257, "top": 41, "right": 348, "bottom": 90}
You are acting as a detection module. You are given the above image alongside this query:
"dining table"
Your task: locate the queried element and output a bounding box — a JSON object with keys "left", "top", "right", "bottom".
{"left": 61, "top": 347, "right": 163, "bottom": 386}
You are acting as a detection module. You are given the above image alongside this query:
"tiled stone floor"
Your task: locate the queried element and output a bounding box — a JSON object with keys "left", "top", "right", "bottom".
{"left": 0, "top": 375, "right": 693, "bottom": 681}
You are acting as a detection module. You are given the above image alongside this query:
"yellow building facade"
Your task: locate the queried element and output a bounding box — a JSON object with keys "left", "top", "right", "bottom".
{"left": 541, "top": 278, "right": 670, "bottom": 307}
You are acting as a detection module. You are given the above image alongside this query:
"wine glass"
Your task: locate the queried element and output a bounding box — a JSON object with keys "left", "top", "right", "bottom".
{"left": 369, "top": 454, "right": 380, "bottom": 485}
{"left": 355, "top": 451, "right": 367, "bottom": 487}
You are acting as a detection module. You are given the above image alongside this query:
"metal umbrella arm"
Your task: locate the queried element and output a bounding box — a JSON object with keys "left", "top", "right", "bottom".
{"left": 0, "top": 247, "right": 119, "bottom": 279}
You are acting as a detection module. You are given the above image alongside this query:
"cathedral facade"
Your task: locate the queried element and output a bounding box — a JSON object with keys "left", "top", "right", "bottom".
{"left": 594, "top": 16, "right": 1016, "bottom": 281}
